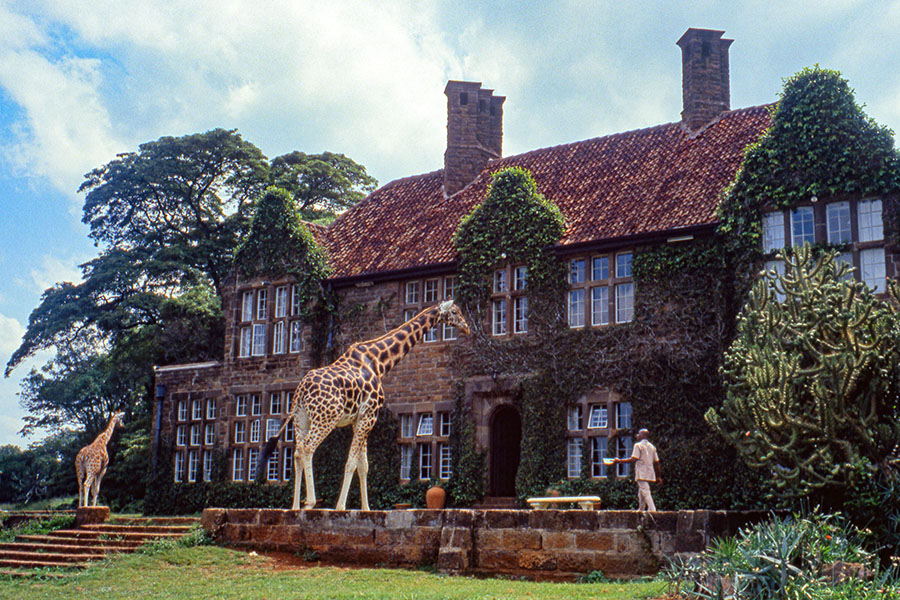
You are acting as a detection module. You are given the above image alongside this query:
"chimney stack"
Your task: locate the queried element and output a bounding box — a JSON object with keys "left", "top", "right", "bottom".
{"left": 677, "top": 28, "right": 732, "bottom": 131}
{"left": 443, "top": 81, "right": 505, "bottom": 196}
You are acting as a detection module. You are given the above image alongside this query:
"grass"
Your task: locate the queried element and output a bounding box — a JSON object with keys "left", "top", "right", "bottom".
{"left": 0, "top": 496, "right": 76, "bottom": 512}
{"left": 0, "top": 514, "right": 75, "bottom": 543}
{"left": 0, "top": 545, "right": 667, "bottom": 600}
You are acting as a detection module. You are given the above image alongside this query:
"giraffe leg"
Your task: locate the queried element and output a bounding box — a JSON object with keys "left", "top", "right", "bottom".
{"left": 83, "top": 472, "right": 95, "bottom": 508}
{"left": 302, "top": 447, "right": 317, "bottom": 509}
{"left": 91, "top": 465, "right": 106, "bottom": 506}
{"left": 300, "top": 421, "right": 329, "bottom": 510}
{"left": 291, "top": 444, "right": 305, "bottom": 510}
{"left": 335, "top": 446, "right": 358, "bottom": 511}
{"left": 337, "top": 410, "right": 377, "bottom": 511}
{"left": 75, "top": 460, "right": 84, "bottom": 508}
{"left": 291, "top": 407, "right": 310, "bottom": 510}
{"left": 357, "top": 446, "right": 370, "bottom": 512}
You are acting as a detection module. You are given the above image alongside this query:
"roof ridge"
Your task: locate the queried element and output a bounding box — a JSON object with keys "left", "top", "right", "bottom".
{"left": 492, "top": 103, "right": 776, "bottom": 166}
{"left": 494, "top": 121, "right": 682, "bottom": 165}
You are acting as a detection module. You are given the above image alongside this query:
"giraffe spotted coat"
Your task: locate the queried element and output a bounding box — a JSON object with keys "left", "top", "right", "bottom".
{"left": 280, "top": 300, "right": 469, "bottom": 510}
{"left": 75, "top": 412, "right": 124, "bottom": 508}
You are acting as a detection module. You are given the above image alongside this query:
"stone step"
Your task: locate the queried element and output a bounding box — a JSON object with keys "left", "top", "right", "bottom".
{"left": 80, "top": 523, "right": 194, "bottom": 535}
{"left": 0, "top": 549, "right": 99, "bottom": 563}
{"left": 108, "top": 516, "right": 200, "bottom": 526}
{"left": 0, "top": 541, "right": 132, "bottom": 554}
{"left": 0, "top": 568, "right": 71, "bottom": 578}
{"left": 17, "top": 534, "right": 144, "bottom": 549}
{"left": 0, "top": 557, "right": 88, "bottom": 570}
{"left": 42, "top": 529, "right": 185, "bottom": 542}
{"left": 0, "top": 513, "right": 196, "bottom": 576}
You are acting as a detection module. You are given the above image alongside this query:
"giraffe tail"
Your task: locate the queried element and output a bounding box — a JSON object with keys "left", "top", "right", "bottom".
{"left": 257, "top": 415, "right": 293, "bottom": 477}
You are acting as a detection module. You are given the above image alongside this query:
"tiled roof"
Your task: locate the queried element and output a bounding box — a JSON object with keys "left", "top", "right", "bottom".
{"left": 304, "top": 221, "right": 330, "bottom": 248}
{"left": 326, "top": 105, "right": 773, "bottom": 280}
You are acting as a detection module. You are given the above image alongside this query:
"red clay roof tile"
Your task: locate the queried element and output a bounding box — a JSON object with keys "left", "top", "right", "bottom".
{"left": 325, "top": 105, "right": 773, "bottom": 279}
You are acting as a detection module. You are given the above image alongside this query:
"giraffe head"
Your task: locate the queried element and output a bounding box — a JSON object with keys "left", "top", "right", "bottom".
{"left": 111, "top": 411, "right": 125, "bottom": 428}
{"left": 437, "top": 300, "right": 470, "bottom": 335}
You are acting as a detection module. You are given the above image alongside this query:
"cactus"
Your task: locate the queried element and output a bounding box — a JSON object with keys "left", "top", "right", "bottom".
{"left": 706, "top": 244, "right": 900, "bottom": 497}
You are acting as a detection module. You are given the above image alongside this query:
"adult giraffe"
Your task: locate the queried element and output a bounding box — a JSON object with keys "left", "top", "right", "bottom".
{"left": 75, "top": 412, "right": 125, "bottom": 507}
{"left": 265, "top": 300, "right": 469, "bottom": 510}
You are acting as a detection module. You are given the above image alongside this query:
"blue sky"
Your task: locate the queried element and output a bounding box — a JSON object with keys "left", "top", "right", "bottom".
{"left": 1, "top": 0, "right": 899, "bottom": 448}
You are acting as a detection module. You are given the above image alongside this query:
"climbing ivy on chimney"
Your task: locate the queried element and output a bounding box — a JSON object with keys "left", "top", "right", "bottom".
{"left": 717, "top": 66, "right": 900, "bottom": 254}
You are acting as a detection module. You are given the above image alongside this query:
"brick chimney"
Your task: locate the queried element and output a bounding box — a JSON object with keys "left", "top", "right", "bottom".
{"left": 443, "top": 81, "right": 505, "bottom": 196}
{"left": 676, "top": 28, "right": 732, "bottom": 131}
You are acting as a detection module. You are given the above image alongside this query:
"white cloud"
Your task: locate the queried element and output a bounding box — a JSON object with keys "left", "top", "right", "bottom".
{"left": 0, "top": 0, "right": 471, "bottom": 184}
{"left": 0, "top": 4, "right": 45, "bottom": 50}
{"left": 0, "top": 45, "right": 123, "bottom": 193}
{"left": 27, "top": 253, "right": 83, "bottom": 294}
{"left": 0, "top": 310, "right": 54, "bottom": 447}
{"left": 0, "top": 312, "right": 25, "bottom": 359}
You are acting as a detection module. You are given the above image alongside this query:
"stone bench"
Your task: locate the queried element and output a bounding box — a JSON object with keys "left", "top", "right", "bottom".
{"left": 526, "top": 495, "right": 602, "bottom": 510}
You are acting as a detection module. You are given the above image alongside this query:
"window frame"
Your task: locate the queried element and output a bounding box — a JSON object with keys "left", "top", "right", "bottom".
{"left": 275, "top": 286, "right": 288, "bottom": 318}
{"left": 405, "top": 281, "right": 420, "bottom": 304}
{"left": 418, "top": 443, "right": 433, "bottom": 480}
{"left": 232, "top": 449, "right": 244, "bottom": 481}
{"left": 416, "top": 413, "right": 434, "bottom": 436}
{"left": 256, "top": 288, "right": 268, "bottom": 320}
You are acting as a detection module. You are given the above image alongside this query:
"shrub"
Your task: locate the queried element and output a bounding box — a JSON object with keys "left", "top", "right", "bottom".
{"left": 665, "top": 511, "right": 897, "bottom": 599}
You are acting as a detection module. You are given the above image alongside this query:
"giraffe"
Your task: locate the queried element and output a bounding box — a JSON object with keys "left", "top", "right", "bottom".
{"left": 75, "top": 412, "right": 125, "bottom": 508}
{"left": 267, "top": 300, "right": 469, "bottom": 511}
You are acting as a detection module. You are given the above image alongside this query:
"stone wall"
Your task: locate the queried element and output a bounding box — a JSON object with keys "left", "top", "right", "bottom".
{"left": 201, "top": 507, "right": 770, "bottom": 580}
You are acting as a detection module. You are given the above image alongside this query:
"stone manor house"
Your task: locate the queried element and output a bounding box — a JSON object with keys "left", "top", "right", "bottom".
{"left": 151, "top": 28, "right": 896, "bottom": 499}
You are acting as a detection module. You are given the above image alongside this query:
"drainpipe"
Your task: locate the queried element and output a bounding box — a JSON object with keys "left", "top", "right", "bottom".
{"left": 151, "top": 383, "right": 167, "bottom": 476}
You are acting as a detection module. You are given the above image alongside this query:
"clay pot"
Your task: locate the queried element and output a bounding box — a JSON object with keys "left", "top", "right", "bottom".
{"left": 546, "top": 488, "right": 561, "bottom": 498}
{"left": 425, "top": 485, "right": 446, "bottom": 509}
{"left": 394, "top": 503, "right": 412, "bottom": 510}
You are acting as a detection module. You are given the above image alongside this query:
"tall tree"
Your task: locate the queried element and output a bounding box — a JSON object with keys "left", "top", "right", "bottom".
{"left": 80, "top": 128, "right": 270, "bottom": 297}
{"left": 6, "top": 128, "right": 375, "bottom": 436}
{"left": 270, "top": 151, "right": 376, "bottom": 222}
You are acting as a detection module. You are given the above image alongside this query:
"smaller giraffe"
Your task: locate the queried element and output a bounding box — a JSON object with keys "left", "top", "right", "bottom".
{"left": 75, "top": 412, "right": 125, "bottom": 508}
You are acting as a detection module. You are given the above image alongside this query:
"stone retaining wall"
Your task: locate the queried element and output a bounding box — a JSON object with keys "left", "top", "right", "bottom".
{"left": 201, "top": 508, "right": 770, "bottom": 579}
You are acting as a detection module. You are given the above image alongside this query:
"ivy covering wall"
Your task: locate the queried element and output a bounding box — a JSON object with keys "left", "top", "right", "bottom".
{"left": 144, "top": 409, "right": 426, "bottom": 514}
{"left": 446, "top": 169, "right": 764, "bottom": 509}
{"left": 718, "top": 66, "right": 900, "bottom": 256}
{"left": 234, "top": 186, "right": 331, "bottom": 319}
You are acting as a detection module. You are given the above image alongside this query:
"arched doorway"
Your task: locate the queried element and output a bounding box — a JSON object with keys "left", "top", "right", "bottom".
{"left": 489, "top": 404, "right": 522, "bottom": 496}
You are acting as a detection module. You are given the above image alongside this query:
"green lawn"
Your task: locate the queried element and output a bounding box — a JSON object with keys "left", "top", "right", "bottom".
{"left": 0, "top": 545, "right": 667, "bottom": 600}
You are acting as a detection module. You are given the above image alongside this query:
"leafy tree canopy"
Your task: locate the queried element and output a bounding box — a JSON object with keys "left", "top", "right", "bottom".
{"left": 718, "top": 66, "right": 900, "bottom": 249}
{"left": 270, "top": 151, "right": 377, "bottom": 223}
{"left": 706, "top": 245, "right": 900, "bottom": 498}
{"left": 81, "top": 129, "right": 270, "bottom": 296}
{"left": 8, "top": 129, "right": 374, "bottom": 441}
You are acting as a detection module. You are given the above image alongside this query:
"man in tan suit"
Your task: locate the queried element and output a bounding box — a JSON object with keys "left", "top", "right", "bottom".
{"left": 613, "top": 428, "right": 661, "bottom": 511}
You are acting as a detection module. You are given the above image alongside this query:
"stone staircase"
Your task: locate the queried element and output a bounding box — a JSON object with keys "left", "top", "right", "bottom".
{"left": 0, "top": 513, "right": 200, "bottom": 577}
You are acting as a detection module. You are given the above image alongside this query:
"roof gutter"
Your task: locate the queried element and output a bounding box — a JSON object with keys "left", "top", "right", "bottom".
{"left": 327, "top": 222, "right": 719, "bottom": 288}
{"left": 551, "top": 222, "right": 718, "bottom": 257}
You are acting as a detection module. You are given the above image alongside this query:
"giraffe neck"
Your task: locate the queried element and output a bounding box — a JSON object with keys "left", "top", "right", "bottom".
{"left": 356, "top": 305, "right": 440, "bottom": 376}
{"left": 94, "top": 416, "right": 118, "bottom": 448}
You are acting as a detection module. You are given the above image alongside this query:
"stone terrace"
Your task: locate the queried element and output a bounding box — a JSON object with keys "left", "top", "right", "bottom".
{"left": 202, "top": 507, "right": 770, "bottom": 580}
